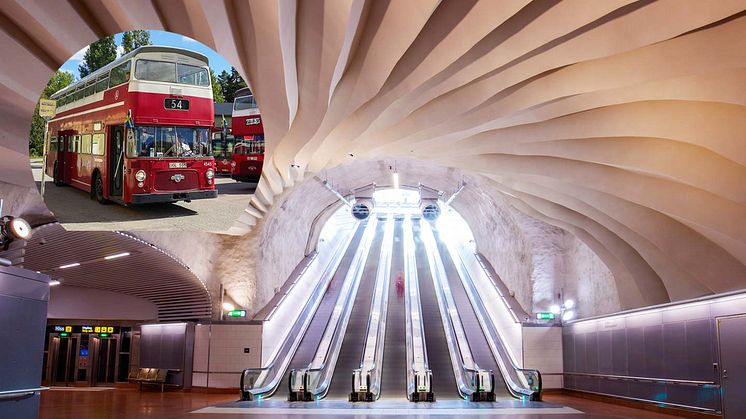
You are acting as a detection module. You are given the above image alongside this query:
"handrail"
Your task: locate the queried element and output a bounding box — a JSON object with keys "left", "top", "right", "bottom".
{"left": 240, "top": 222, "right": 360, "bottom": 400}
{"left": 357, "top": 215, "right": 394, "bottom": 400}
{"left": 563, "top": 372, "right": 717, "bottom": 386}
{"left": 0, "top": 387, "right": 48, "bottom": 400}
{"left": 438, "top": 225, "right": 542, "bottom": 400}
{"left": 419, "top": 219, "right": 480, "bottom": 400}
{"left": 404, "top": 216, "right": 433, "bottom": 401}
{"left": 296, "top": 218, "right": 379, "bottom": 399}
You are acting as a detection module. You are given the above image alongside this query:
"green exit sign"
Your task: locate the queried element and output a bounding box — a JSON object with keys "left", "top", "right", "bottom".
{"left": 536, "top": 312, "right": 555, "bottom": 320}
{"left": 59, "top": 332, "right": 70, "bottom": 337}
{"left": 99, "top": 333, "right": 109, "bottom": 337}
{"left": 228, "top": 310, "right": 246, "bottom": 317}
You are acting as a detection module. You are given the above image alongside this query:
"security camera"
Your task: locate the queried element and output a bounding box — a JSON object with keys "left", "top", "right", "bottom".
{"left": 0, "top": 216, "right": 32, "bottom": 250}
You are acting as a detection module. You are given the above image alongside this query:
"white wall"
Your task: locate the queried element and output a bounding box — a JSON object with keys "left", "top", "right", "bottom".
{"left": 48, "top": 286, "right": 158, "bottom": 320}
{"left": 192, "top": 323, "right": 263, "bottom": 389}
{"left": 522, "top": 326, "right": 563, "bottom": 389}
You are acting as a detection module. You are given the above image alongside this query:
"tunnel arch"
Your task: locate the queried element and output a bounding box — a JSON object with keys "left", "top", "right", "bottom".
{"left": 1, "top": 2, "right": 745, "bottom": 319}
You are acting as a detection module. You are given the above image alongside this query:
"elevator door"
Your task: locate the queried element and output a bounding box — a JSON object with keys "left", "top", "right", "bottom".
{"left": 718, "top": 314, "right": 746, "bottom": 418}
{"left": 50, "top": 336, "right": 78, "bottom": 386}
{"left": 92, "top": 338, "right": 118, "bottom": 386}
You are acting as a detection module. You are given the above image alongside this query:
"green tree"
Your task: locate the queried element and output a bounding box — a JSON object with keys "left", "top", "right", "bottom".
{"left": 209, "top": 69, "right": 224, "bottom": 103}
{"left": 121, "top": 30, "right": 151, "bottom": 54}
{"left": 78, "top": 36, "right": 117, "bottom": 78}
{"left": 28, "top": 71, "right": 75, "bottom": 156}
{"left": 218, "top": 67, "right": 247, "bottom": 103}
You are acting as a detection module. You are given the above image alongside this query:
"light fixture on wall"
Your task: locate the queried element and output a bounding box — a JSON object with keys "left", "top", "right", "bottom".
{"left": 222, "top": 302, "right": 235, "bottom": 312}
{"left": 0, "top": 199, "right": 33, "bottom": 251}
{"left": 552, "top": 290, "right": 575, "bottom": 323}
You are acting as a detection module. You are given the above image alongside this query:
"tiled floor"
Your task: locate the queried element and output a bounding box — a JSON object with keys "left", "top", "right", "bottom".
{"left": 38, "top": 388, "right": 688, "bottom": 418}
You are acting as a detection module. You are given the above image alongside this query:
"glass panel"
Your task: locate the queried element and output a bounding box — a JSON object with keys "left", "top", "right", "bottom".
{"left": 84, "top": 82, "right": 95, "bottom": 97}
{"left": 96, "top": 74, "right": 109, "bottom": 92}
{"left": 234, "top": 95, "right": 257, "bottom": 111}
{"left": 74, "top": 88, "right": 84, "bottom": 101}
{"left": 110, "top": 60, "right": 131, "bottom": 86}
{"left": 131, "top": 126, "right": 211, "bottom": 158}
{"left": 81, "top": 134, "right": 92, "bottom": 154}
{"left": 135, "top": 59, "right": 176, "bottom": 83}
{"left": 234, "top": 135, "right": 265, "bottom": 155}
{"left": 177, "top": 63, "right": 210, "bottom": 86}
{"left": 92, "top": 133, "right": 105, "bottom": 155}
{"left": 49, "top": 137, "right": 57, "bottom": 152}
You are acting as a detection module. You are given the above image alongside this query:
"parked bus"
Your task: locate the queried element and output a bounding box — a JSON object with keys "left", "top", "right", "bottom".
{"left": 211, "top": 130, "right": 236, "bottom": 175}
{"left": 230, "top": 87, "right": 264, "bottom": 183}
{"left": 46, "top": 46, "right": 218, "bottom": 205}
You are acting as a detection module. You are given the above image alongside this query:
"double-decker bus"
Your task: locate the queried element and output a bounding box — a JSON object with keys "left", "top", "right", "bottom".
{"left": 45, "top": 46, "right": 217, "bottom": 205}
{"left": 230, "top": 87, "right": 264, "bottom": 183}
{"left": 211, "top": 130, "right": 236, "bottom": 174}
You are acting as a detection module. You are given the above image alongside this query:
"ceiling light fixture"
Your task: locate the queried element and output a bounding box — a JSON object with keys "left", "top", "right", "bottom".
{"left": 392, "top": 172, "right": 399, "bottom": 190}
{"left": 222, "top": 302, "right": 235, "bottom": 311}
{"left": 59, "top": 262, "right": 80, "bottom": 269}
{"left": 104, "top": 252, "right": 130, "bottom": 260}
{"left": 49, "top": 280, "right": 61, "bottom": 286}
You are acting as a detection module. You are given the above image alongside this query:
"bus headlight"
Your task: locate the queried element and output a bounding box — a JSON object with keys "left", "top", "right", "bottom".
{"left": 206, "top": 169, "right": 215, "bottom": 180}
{"left": 135, "top": 170, "right": 146, "bottom": 182}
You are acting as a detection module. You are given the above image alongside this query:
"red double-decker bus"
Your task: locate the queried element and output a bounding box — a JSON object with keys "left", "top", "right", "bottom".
{"left": 45, "top": 46, "right": 218, "bottom": 205}
{"left": 211, "top": 131, "right": 236, "bottom": 174}
{"left": 230, "top": 87, "right": 264, "bottom": 183}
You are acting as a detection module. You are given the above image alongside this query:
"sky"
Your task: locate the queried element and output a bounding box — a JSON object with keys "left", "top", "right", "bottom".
{"left": 59, "top": 30, "right": 235, "bottom": 80}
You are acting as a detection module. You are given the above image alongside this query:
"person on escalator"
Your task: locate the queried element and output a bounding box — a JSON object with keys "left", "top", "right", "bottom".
{"left": 395, "top": 272, "right": 405, "bottom": 301}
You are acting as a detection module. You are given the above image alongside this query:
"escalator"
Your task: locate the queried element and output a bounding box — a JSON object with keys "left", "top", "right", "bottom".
{"left": 325, "top": 220, "right": 387, "bottom": 399}
{"left": 412, "top": 219, "right": 459, "bottom": 399}
{"left": 279, "top": 221, "right": 368, "bottom": 396}
{"left": 432, "top": 226, "right": 511, "bottom": 399}
{"left": 379, "top": 219, "right": 408, "bottom": 399}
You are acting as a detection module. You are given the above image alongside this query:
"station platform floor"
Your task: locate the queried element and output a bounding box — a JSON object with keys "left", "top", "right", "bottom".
{"left": 38, "top": 387, "right": 689, "bottom": 418}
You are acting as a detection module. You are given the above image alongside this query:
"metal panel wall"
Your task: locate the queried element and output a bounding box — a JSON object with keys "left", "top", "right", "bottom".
{"left": 563, "top": 292, "right": 746, "bottom": 414}
{"left": 0, "top": 266, "right": 50, "bottom": 419}
{"left": 139, "top": 323, "right": 195, "bottom": 388}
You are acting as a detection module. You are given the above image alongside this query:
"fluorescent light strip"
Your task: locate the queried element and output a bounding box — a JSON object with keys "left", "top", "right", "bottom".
{"left": 392, "top": 172, "right": 399, "bottom": 189}
{"left": 104, "top": 252, "right": 130, "bottom": 260}
{"left": 59, "top": 262, "right": 80, "bottom": 269}
{"left": 49, "top": 280, "right": 61, "bottom": 286}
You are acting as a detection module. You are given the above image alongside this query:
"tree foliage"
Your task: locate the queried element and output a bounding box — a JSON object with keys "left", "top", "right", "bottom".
{"left": 121, "top": 30, "right": 151, "bottom": 54}
{"left": 209, "top": 69, "right": 224, "bottom": 103}
{"left": 78, "top": 36, "right": 117, "bottom": 78}
{"left": 29, "top": 71, "right": 75, "bottom": 156}
{"left": 218, "top": 67, "right": 248, "bottom": 103}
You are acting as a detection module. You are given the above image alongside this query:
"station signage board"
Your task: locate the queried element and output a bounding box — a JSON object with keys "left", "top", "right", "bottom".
{"left": 536, "top": 312, "right": 555, "bottom": 320}
{"left": 49, "top": 325, "right": 119, "bottom": 334}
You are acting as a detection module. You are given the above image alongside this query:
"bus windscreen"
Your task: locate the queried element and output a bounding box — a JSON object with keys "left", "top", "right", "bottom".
{"left": 130, "top": 126, "right": 211, "bottom": 158}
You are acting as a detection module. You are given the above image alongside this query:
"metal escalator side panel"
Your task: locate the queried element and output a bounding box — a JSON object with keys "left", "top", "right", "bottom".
{"left": 307, "top": 217, "right": 380, "bottom": 398}
{"left": 433, "top": 225, "right": 536, "bottom": 400}
{"left": 245, "top": 220, "right": 366, "bottom": 399}
{"left": 357, "top": 216, "right": 396, "bottom": 399}
{"left": 326, "top": 218, "right": 392, "bottom": 399}
{"left": 378, "top": 219, "right": 408, "bottom": 400}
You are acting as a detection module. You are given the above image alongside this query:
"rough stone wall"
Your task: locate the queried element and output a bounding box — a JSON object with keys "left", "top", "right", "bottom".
{"left": 562, "top": 233, "right": 621, "bottom": 318}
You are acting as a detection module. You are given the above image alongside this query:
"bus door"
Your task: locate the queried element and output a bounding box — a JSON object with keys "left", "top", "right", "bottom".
{"left": 109, "top": 126, "right": 125, "bottom": 197}
{"left": 55, "top": 134, "right": 69, "bottom": 185}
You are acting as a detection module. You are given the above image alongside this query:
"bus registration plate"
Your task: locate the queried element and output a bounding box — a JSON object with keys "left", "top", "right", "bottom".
{"left": 245, "top": 117, "right": 261, "bottom": 125}
{"left": 169, "top": 162, "right": 187, "bottom": 168}
{"left": 165, "top": 98, "right": 190, "bottom": 110}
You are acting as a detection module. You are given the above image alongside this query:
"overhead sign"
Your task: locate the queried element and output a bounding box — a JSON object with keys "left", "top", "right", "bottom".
{"left": 536, "top": 312, "right": 555, "bottom": 320}
{"left": 39, "top": 99, "right": 56, "bottom": 120}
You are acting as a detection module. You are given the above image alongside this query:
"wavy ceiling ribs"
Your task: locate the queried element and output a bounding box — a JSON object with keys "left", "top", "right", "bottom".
{"left": 0, "top": 0, "right": 745, "bottom": 310}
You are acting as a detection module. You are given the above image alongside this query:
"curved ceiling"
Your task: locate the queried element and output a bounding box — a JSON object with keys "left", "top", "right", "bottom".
{"left": 0, "top": 224, "right": 212, "bottom": 321}
{"left": 0, "top": 1, "right": 745, "bottom": 310}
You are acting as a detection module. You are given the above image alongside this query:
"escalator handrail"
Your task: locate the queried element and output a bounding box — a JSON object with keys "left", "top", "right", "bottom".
{"left": 359, "top": 216, "right": 395, "bottom": 399}
{"left": 441, "top": 227, "right": 542, "bottom": 399}
{"left": 304, "top": 218, "right": 380, "bottom": 398}
{"left": 240, "top": 222, "right": 361, "bottom": 399}
{"left": 404, "top": 216, "right": 431, "bottom": 400}
{"left": 420, "top": 219, "right": 481, "bottom": 399}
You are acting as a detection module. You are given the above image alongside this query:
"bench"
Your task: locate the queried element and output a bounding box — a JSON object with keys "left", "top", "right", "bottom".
{"left": 129, "top": 368, "right": 168, "bottom": 392}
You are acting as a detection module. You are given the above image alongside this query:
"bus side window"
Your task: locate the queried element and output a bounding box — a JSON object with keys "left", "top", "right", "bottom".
{"left": 49, "top": 137, "right": 57, "bottom": 152}
{"left": 92, "top": 134, "right": 105, "bottom": 155}
{"left": 110, "top": 60, "right": 131, "bottom": 87}
{"left": 81, "top": 134, "right": 92, "bottom": 154}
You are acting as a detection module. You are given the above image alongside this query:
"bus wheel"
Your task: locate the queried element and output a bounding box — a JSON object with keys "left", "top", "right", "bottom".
{"left": 93, "top": 173, "right": 108, "bottom": 204}
{"left": 53, "top": 163, "right": 63, "bottom": 186}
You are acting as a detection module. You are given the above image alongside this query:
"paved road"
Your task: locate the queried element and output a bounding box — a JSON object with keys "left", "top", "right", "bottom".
{"left": 32, "top": 160, "right": 256, "bottom": 232}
